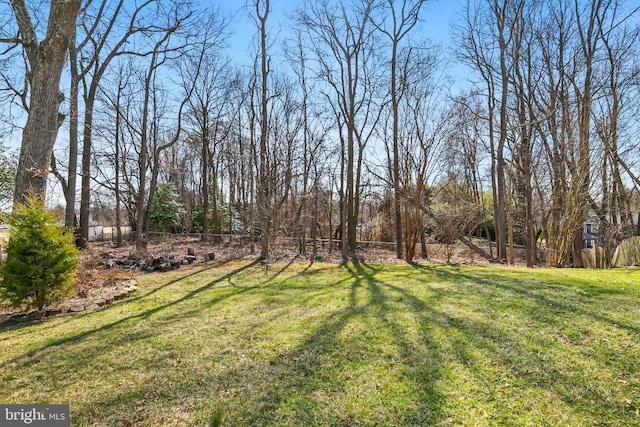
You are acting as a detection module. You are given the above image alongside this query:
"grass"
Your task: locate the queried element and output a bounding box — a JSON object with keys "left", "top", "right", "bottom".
{"left": 0, "top": 260, "right": 639, "bottom": 426}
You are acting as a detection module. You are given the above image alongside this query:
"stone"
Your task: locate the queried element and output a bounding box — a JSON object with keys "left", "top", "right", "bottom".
{"left": 69, "top": 305, "right": 85, "bottom": 312}
{"left": 25, "top": 311, "right": 44, "bottom": 321}
{"left": 45, "top": 306, "right": 63, "bottom": 316}
{"left": 121, "top": 259, "right": 137, "bottom": 268}
{"left": 9, "top": 314, "right": 27, "bottom": 323}
{"left": 85, "top": 303, "right": 100, "bottom": 311}
{"left": 93, "top": 298, "right": 107, "bottom": 307}
{"left": 113, "top": 290, "right": 129, "bottom": 300}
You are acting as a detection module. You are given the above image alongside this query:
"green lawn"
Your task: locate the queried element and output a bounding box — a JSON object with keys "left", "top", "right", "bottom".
{"left": 1, "top": 261, "right": 639, "bottom": 426}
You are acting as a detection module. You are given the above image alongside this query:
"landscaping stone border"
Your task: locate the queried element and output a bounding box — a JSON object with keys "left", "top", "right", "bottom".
{"left": 0, "top": 280, "right": 138, "bottom": 327}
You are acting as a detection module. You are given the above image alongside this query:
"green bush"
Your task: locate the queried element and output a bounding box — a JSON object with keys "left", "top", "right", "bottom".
{"left": 150, "top": 182, "right": 185, "bottom": 233}
{"left": 0, "top": 196, "right": 79, "bottom": 310}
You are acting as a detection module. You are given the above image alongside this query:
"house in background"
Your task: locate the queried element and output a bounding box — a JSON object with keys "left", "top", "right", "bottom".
{"left": 582, "top": 215, "right": 600, "bottom": 249}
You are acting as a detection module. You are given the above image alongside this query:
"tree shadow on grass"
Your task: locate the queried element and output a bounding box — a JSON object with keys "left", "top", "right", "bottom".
{"left": 0, "top": 260, "right": 237, "bottom": 336}
{"left": 125, "top": 260, "right": 237, "bottom": 303}
{"left": 0, "top": 260, "right": 263, "bottom": 371}
{"left": 409, "top": 263, "right": 640, "bottom": 336}
{"left": 94, "top": 263, "right": 640, "bottom": 425}
{"left": 67, "top": 261, "right": 451, "bottom": 426}
{"left": 1, "top": 262, "right": 638, "bottom": 425}
{"left": 213, "top": 262, "right": 449, "bottom": 424}
{"left": 348, "top": 262, "right": 450, "bottom": 422}
{"left": 404, "top": 263, "right": 640, "bottom": 424}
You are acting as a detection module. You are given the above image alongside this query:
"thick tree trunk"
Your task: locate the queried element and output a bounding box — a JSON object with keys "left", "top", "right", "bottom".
{"left": 11, "top": 0, "right": 81, "bottom": 206}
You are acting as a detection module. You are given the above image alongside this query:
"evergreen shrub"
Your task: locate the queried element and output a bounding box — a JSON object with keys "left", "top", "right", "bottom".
{"left": 0, "top": 196, "right": 79, "bottom": 310}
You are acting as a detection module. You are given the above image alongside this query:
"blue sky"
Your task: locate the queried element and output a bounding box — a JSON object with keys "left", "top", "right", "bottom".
{"left": 216, "top": 0, "right": 465, "bottom": 68}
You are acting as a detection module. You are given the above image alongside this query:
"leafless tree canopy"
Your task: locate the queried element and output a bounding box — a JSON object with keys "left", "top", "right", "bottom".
{"left": 0, "top": 0, "right": 639, "bottom": 266}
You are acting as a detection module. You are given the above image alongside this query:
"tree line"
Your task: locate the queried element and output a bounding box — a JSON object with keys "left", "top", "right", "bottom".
{"left": 0, "top": 0, "right": 639, "bottom": 266}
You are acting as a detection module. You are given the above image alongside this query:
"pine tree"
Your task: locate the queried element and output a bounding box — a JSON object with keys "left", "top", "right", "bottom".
{"left": 0, "top": 196, "right": 79, "bottom": 310}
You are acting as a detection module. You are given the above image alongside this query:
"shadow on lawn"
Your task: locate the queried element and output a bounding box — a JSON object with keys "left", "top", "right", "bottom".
{"left": 71, "top": 260, "right": 452, "bottom": 426}
{"left": 347, "top": 262, "right": 449, "bottom": 422}
{"left": 405, "top": 263, "right": 639, "bottom": 422}
{"left": 229, "top": 261, "right": 450, "bottom": 424}
{"left": 199, "top": 261, "right": 637, "bottom": 425}
{"left": 410, "top": 263, "right": 640, "bottom": 336}
{"left": 0, "top": 260, "right": 263, "bottom": 370}
{"left": 1, "top": 262, "right": 638, "bottom": 425}
{"left": 0, "top": 260, "right": 236, "bottom": 335}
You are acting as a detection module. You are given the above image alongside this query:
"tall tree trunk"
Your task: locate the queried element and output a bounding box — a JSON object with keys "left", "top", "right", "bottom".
{"left": 134, "top": 59, "right": 155, "bottom": 250}
{"left": 11, "top": 0, "right": 81, "bottom": 206}
{"left": 115, "top": 104, "right": 123, "bottom": 247}
{"left": 571, "top": 0, "right": 606, "bottom": 267}
{"left": 256, "top": 0, "right": 270, "bottom": 260}
{"left": 67, "top": 29, "right": 79, "bottom": 228}
{"left": 201, "top": 125, "right": 209, "bottom": 234}
{"left": 391, "top": 41, "right": 403, "bottom": 260}
{"left": 78, "top": 83, "right": 98, "bottom": 248}
{"left": 495, "top": 0, "right": 509, "bottom": 262}
{"left": 378, "top": 0, "right": 428, "bottom": 260}
{"left": 346, "top": 58, "right": 357, "bottom": 260}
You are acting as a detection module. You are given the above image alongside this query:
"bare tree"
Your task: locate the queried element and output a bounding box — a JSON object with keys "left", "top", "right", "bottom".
{"left": 373, "top": 0, "right": 427, "bottom": 260}
{"left": 508, "top": 0, "right": 538, "bottom": 267}
{"left": 283, "top": 30, "right": 332, "bottom": 260}
{"left": 298, "top": 0, "right": 382, "bottom": 262}
{"left": 589, "top": 2, "right": 640, "bottom": 264}
{"left": 83, "top": 2, "right": 199, "bottom": 250}
{"left": 73, "top": 0, "right": 156, "bottom": 247}
{"left": 92, "top": 62, "right": 137, "bottom": 246}
{"left": 3, "top": 0, "right": 81, "bottom": 205}
{"left": 533, "top": 0, "right": 636, "bottom": 266}
{"left": 456, "top": 0, "right": 517, "bottom": 262}
{"left": 401, "top": 69, "right": 444, "bottom": 261}
{"left": 248, "top": 0, "right": 272, "bottom": 259}
{"left": 534, "top": 1, "right": 577, "bottom": 266}
{"left": 179, "top": 11, "right": 230, "bottom": 236}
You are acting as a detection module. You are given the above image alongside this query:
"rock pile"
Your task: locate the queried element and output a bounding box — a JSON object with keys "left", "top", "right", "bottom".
{"left": 103, "top": 254, "right": 197, "bottom": 272}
